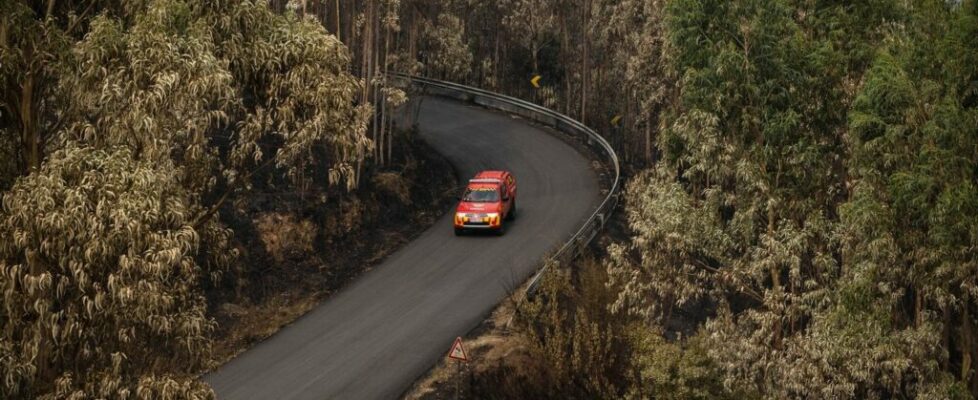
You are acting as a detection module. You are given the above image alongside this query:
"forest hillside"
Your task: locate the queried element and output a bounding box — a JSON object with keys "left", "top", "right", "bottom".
{"left": 2, "top": 0, "right": 976, "bottom": 399}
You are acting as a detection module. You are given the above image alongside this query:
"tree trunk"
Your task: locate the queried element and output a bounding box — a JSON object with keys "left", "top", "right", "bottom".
{"left": 560, "top": 14, "right": 571, "bottom": 115}
{"left": 371, "top": 2, "right": 380, "bottom": 163}
{"left": 335, "top": 0, "right": 341, "bottom": 39}
{"left": 21, "top": 65, "right": 41, "bottom": 173}
{"left": 644, "top": 112, "right": 652, "bottom": 162}
{"left": 532, "top": 46, "right": 539, "bottom": 75}
{"left": 360, "top": 1, "right": 370, "bottom": 102}
{"left": 915, "top": 286, "right": 924, "bottom": 328}
{"left": 943, "top": 302, "right": 951, "bottom": 371}
{"left": 961, "top": 305, "right": 975, "bottom": 391}
{"left": 493, "top": 29, "right": 500, "bottom": 90}
{"left": 384, "top": 26, "right": 393, "bottom": 165}
{"left": 379, "top": 21, "right": 390, "bottom": 166}
{"left": 767, "top": 166, "right": 782, "bottom": 348}
{"left": 347, "top": 0, "right": 354, "bottom": 46}
{"left": 410, "top": 5, "right": 418, "bottom": 72}
{"left": 579, "top": 0, "right": 590, "bottom": 125}
{"left": 662, "top": 294, "right": 675, "bottom": 326}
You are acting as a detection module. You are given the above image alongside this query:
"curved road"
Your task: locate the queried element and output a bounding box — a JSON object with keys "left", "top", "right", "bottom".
{"left": 205, "top": 97, "right": 601, "bottom": 399}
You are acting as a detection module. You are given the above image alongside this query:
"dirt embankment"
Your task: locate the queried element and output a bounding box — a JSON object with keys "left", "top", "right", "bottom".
{"left": 205, "top": 133, "right": 458, "bottom": 368}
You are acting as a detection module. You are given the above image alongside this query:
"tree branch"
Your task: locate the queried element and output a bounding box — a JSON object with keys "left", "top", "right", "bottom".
{"left": 192, "top": 156, "right": 277, "bottom": 228}
{"left": 65, "top": 0, "right": 97, "bottom": 36}
{"left": 693, "top": 258, "right": 766, "bottom": 303}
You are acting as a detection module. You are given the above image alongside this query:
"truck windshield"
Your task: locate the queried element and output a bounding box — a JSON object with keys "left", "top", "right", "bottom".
{"left": 463, "top": 188, "right": 499, "bottom": 202}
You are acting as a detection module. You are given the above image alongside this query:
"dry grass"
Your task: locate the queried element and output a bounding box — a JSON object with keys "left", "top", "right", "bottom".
{"left": 209, "top": 293, "right": 321, "bottom": 368}
{"left": 254, "top": 213, "right": 316, "bottom": 263}
{"left": 206, "top": 136, "right": 459, "bottom": 374}
{"left": 401, "top": 247, "right": 576, "bottom": 399}
{"left": 402, "top": 292, "right": 534, "bottom": 400}
{"left": 372, "top": 171, "right": 413, "bottom": 205}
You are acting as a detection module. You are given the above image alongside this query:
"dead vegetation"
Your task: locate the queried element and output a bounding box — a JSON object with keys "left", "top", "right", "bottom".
{"left": 254, "top": 213, "right": 317, "bottom": 263}
{"left": 206, "top": 134, "right": 457, "bottom": 369}
{"left": 402, "top": 255, "right": 631, "bottom": 400}
{"left": 402, "top": 291, "right": 528, "bottom": 400}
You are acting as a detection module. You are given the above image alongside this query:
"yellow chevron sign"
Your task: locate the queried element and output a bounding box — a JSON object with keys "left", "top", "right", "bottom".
{"left": 531, "top": 75, "right": 542, "bottom": 88}
{"left": 611, "top": 115, "right": 623, "bottom": 126}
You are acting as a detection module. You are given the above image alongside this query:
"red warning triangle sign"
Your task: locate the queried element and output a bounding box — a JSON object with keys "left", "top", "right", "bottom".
{"left": 448, "top": 336, "right": 468, "bottom": 362}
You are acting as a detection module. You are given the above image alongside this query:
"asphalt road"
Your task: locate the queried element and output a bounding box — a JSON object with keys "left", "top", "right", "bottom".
{"left": 205, "top": 97, "right": 601, "bottom": 399}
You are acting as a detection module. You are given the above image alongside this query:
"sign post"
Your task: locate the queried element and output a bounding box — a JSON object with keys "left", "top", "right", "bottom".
{"left": 448, "top": 336, "right": 468, "bottom": 399}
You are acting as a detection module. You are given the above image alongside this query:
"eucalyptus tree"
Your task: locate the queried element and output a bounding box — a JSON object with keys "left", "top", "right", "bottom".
{"left": 376, "top": 0, "right": 407, "bottom": 166}
{"left": 1, "top": 0, "right": 373, "bottom": 397}
{"left": 609, "top": 0, "right": 849, "bottom": 339}
{"left": 591, "top": 0, "right": 668, "bottom": 163}
{"left": 419, "top": 12, "right": 472, "bottom": 82}
{"left": 202, "top": 0, "right": 372, "bottom": 192}
{"left": 5, "top": 0, "right": 372, "bottom": 196}
{"left": 309, "top": 0, "right": 416, "bottom": 167}
{"left": 843, "top": 1, "right": 978, "bottom": 394}
{"left": 603, "top": 0, "right": 958, "bottom": 396}
{"left": 60, "top": 1, "right": 235, "bottom": 208}
{"left": 500, "top": 0, "right": 555, "bottom": 74}
{"left": 0, "top": 146, "right": 214, "bottom": 399}
{"left": 0, "top": 0, "right": 96, "bottom": 185}
{"left": 49, "top": 0, "right": 372, "bottom": 282}
{"left": 452, "top": 0, "right": 507, "bottom": 88}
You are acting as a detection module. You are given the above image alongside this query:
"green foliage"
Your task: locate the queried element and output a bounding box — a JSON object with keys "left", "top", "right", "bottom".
{"left": 4, "top": 0, "right": 977, "bottom": 398}
{"left": 504, "top": 260, "right": 746, "bottom": 399}
{"left": 628, "top": 328, "right": 747, "bottom": 400}
{"left": 605, "top": 0, "right": 978, "bottom": 397}
{"left": 606, "top": 169, "right": 734, "bottom": 319}
{"left": 396, "top": 0, "right": 978, "bottom": 397}
{"left": 840, "top": 1, "right": 978, "bottom": 395}
{"left": 420, "top": 13, "right": 473, "bottom": 81}
{"left": 505, "top": 259, "right": 630, "bottom": 399}
{"left": 611, "top": 0, "right": 858, "bottom": 374}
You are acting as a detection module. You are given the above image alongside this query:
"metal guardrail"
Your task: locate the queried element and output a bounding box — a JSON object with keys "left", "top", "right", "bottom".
{"left": 392, "top": 74, "right": 621, "bottom": 296}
